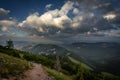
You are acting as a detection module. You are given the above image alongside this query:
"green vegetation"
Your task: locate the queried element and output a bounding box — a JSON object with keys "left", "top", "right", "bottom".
{"left": 101, "top": 72, "right": 120, "bottom": 80}
{"left": 0, "top": 53, "right": 32, "bottom": 78}
{"left": 44, "top": 66, "right": 72, "bottom": 80}
{"left": 68, "top": 56, "right": 80, "bottom": 64}
{"left": 0, "top": 45, "right": 55, "bottom": 68}
{"left": 68, "top": 56, "right": 93, "bottom": 70}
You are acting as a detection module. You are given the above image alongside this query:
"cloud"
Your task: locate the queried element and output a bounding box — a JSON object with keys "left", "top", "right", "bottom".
{"left": 0, "top": 20, "right": 17, "bottom": 28}
{"left": 74, "top": 0, "right": 117, "bottom": 14}
{"left": 72, "top": 15, "right": 83, "bottom": 28}
{"left": 17, "top": 1, "right": 115, "bottom": 38}
{"left": 11, "top": 32, "right": 16, "bottom": 35}
{"left": 1, "top": 26, "right": 7, "bottom": 32}
{"left": 59, "top": 1, "right": 74, "bottom": 16}
{"left": 74, "top": 0, "right": 102, "bottom": 11}
{"left": 0, "top": 20, "right": 16, "bottom": 26}
{"left": 45, "top": 4, "right": 52, "bottom": 9}
{"left": 0, "top": 8, "right": 10, "bottom": 17}
{"left": 93, "top": 3, "right": 112, "bottom": 10}
{"left": 73, "top": 8, "right": 79, "bottom": 14}
{"left": 1, "top": 1, "right": 120, "bottom": 43}
{"left": 103, "top": 13, "right": 116, "bottom": 20}
{"left": 19, "top": 11, "right": 72, "bottom": 29}
{"left": 94, "top": 29, "right": 120, "bottom": 37}
{"left": 18, "top": 1, "right": 74, "bottom": 32}
{"left": 19, "top": 1, "right": 102, "bottom": 34}
{"left": 0, "top": 20, "right": 18, "bottom": 35}
{"left": 0, "top": 34, "right": 3, "bottom": 36}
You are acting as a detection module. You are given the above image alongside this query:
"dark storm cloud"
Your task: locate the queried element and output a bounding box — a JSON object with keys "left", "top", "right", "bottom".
{"left": 73, "top": 0, "right": 120, "bottom": 29}
{"left": 74, "top": 0, "right": 119, "bottom": 14}
{"left": 94, "top": 3, "right": 115, "bottom": 14}
{"left": 75, "top": 0, "right": 98, "bottom": 10}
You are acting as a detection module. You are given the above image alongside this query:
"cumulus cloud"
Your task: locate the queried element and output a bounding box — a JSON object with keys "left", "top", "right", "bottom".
{"left": 0, "top": 8, "right": 10, "bottom": 19}
{"left": 72, "top": 16, "right": 83, "bottom": 28}
{"left": 18, "top": 1, "right": 100, "bottom": 34}
{"left": 45, "top": 4, "right": 52, "bottom": 9}
{"left": 1, "top": 26, "right": 7, "bottom": 32}
{"left": 19, "top": 10, "right": 72, "bottom": 29}
{"left": 59, "top": 1, "right": 74, "bottom": 16}
{"left": 0, "top": 19, "right": 18, "bottom": 35}
{"left": 17, "top": 1, "right": 115, "bottom": 37}
{"left": 73, "top": 8, "right": 79, "bottom": 14}
{"left": 18, "top": 1, "right": 74, "bottom": 33}
{"left": 0, "top": 20, "right": 17, "bottom": 28}
{"left": 103, "top": 13, "right": 116, "bottom": 20}
{"left": 0, "top": 8, "right": 10, "bottom": 17}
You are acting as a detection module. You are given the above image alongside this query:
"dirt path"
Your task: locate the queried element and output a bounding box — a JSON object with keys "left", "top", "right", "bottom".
{"left": 23, "top": 63, "right": 54, "bottom": 80}
{"left": 0, "top": 63, "right": 54, "bottom": 80}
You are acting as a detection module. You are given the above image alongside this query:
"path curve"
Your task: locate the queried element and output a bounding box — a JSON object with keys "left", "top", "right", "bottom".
{"left": 0, "top": 63, "right": 54, "bottom": 80}
{"left": 23, "top": 63, "right": 54, "bottom": 80}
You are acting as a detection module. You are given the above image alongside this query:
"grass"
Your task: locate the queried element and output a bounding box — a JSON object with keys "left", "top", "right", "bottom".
{"left": 44, "top": 66, "right": 72, "bottom": 80}
{"left": 68, "top": 56, "right": 93, "bottom": 70}
{"left": 0, "top": 53, "right": 32, "bottom": 78}
{"left": 101, "top": 72, "right": 120, "bottom": 80}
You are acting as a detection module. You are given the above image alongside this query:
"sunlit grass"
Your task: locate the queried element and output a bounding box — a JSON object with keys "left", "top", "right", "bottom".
{"left": 68, "top": 56, "right": 93, "bottom": 70}
{"left": 0, "top": 53, "right": 32, "bottom": 78}
{"left": 44, "top": 66, "right": 72, "bottom": 80}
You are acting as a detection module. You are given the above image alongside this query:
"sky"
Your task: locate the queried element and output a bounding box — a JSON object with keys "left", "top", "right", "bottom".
{"left": 0, "top": 0, "right": 120, "bottom": 44}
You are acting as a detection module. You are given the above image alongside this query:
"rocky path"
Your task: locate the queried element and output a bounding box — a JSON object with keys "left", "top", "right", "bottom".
{"left": 1, "top": 63, "right": 55, "bottom": 80}
{"left": 23, "top": 63, "right": 54, "bottom": 80}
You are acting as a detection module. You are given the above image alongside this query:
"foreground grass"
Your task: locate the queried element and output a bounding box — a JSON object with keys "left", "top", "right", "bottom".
{"left": 0, "top": 53, "right": 32, "bottom": 78}
{"left": 44, "top": 66, "right": 72, "bottom": 80}
{"left": 101, "top": 72, "right": 120, "bottom": 80}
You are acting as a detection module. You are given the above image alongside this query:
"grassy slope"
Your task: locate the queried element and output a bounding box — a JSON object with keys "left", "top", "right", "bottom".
{"left": 44, "top": 66, "right": 72, "bottom": 80}
{"left": 0, "top": 53, "right": 31, "bottom": 78}
{"left": 68, "top": 56, "right": 93, "bottom": 70}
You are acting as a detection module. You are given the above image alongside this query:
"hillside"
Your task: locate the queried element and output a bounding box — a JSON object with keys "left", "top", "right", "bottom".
{"left": 0, "top": 46, "right": 73, "bottom": 80}
{"left": 21, "top": 44, "right": 94, "bottom": 70}
{"left": 21, "top": 44, "right": 71, "bottom": 56}
{"left": 0, "top": 53, "right": 31, "bottom": 79}
{"left": 64, "top": 42, "right": 120, "bottom": 75}
{"left": 68, "top": 56, "right": 93, "bottom": 71}
{"left": 0, "top": 53, "right": 56, "bottom": 80}
{"left": 0, "top": 45, "right": 120, "bottom": 80}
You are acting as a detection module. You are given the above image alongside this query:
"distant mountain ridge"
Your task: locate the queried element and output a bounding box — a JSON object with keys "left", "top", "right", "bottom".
{"left": 21, "top": 43, "right": 95, "bottom": 70}
{"left": 22, "top": 44, "right": 71, "bottom": 56}
{"left": 65, "top": 42, "right": 120, "bottom": 75}
{"left": 19, "top": 42, "right": 120, "bottom": 75}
